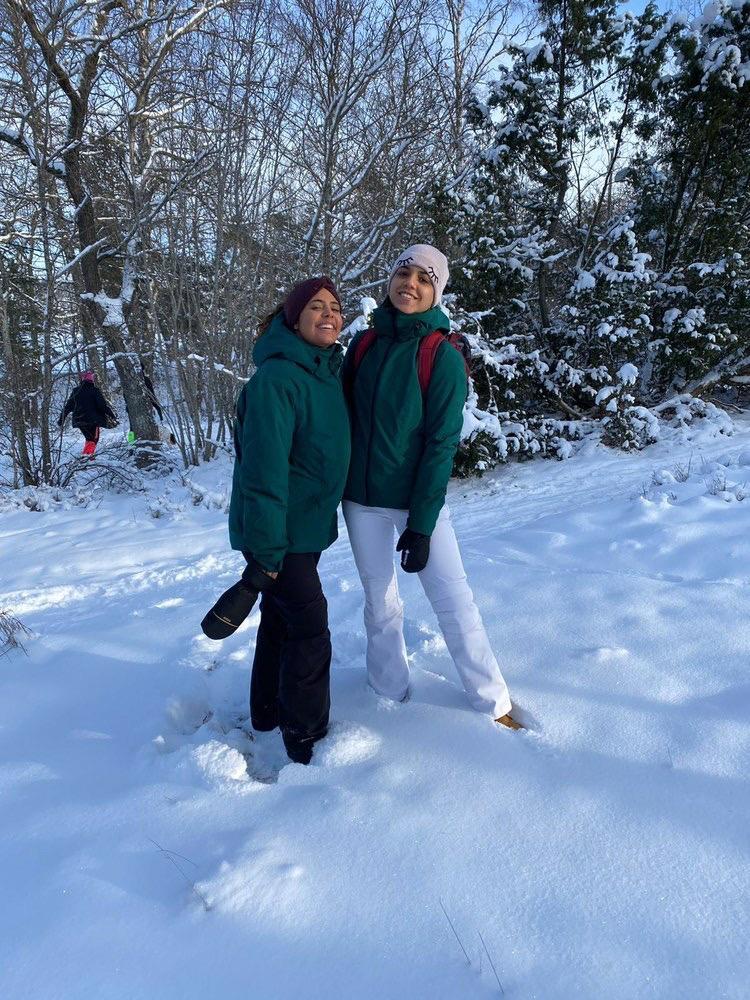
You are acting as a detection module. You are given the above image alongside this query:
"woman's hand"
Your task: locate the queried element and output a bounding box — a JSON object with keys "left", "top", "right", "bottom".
{"left": 396, "top": 528, "right": 430, "bottom": 573}
{"left": 242, "top": 557, "right": 279, "bottom": 590}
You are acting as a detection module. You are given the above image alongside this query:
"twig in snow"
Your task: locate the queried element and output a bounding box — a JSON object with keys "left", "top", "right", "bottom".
{"left": 478, "top": 929, "right": 505, "bottom": 995}
{"left": 148, "top": 837, "right": 211, "bottom": 912}
{"left": 439, "top": 898, "right": 471, "bottom": 965}
{"left": 0, "top": 610, "right": 32, "bottom": 657}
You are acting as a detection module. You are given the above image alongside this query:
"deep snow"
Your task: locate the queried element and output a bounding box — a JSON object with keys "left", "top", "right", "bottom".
{"left": 1, "top": 422, "right": 749, "bottom": 999}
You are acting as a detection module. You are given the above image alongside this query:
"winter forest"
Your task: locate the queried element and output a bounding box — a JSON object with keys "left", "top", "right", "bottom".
{"left": 1, "top": 0, "right": 748, "bottom": 482}
{"left": 2, "top": 3, "right": 750, "bottom": 999}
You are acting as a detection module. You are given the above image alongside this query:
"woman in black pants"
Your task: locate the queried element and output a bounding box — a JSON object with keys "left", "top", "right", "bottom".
{"left": 58, "top": 371, "right": 118, "bottom": 455}
{"left": 227, "top": 277, "right": 350, "bottom": 764}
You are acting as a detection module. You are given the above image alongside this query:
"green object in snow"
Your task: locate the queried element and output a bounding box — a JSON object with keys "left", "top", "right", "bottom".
{"left": 127, "top": 431, "right": 136, "bottom": 444}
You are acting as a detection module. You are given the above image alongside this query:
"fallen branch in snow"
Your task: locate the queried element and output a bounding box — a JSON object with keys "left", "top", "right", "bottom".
{"left": 54, "top": 453, "right": 145, "bottom": 492}
{"left": 148, "top": 838, "right": 212, "bottom": 912}
{"left": 0, "top": 610, "right": 32, "bottom": 657}
{"left": 657, "top": 352, "right": 750, "bottom": 405}
{"left": 439, "top": 898, "right": 471, "bottom": 966}
{"left": 478, "top": 930, "right": 505, "bottom": 995}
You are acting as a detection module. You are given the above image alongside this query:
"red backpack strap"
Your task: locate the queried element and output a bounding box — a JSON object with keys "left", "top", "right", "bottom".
{"left": 343, "top": 328, "right": 377, "bottom": 400}
{"left": 353, "top": 328, "right": 377, "bottom": 369}
{"left": 417, "top": 331, "right": 473, "bottom": 397}
{"left": 447, "top": 332, "right": 473, "bottom": 378}
{"left": 416, "top": 331, "right": 446, "bottom": 396}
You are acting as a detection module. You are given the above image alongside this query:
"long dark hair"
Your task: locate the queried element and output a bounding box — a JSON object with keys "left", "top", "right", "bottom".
{"left": 256, "top": 305, "right": 283, "bottom": 341}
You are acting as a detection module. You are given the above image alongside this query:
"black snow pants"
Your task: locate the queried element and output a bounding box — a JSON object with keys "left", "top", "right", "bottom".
{"left": 77, "top": 424, "right": 100, "bottom": 444}
{"left": 250, "top": 552, "right": 331, "bottom": 764}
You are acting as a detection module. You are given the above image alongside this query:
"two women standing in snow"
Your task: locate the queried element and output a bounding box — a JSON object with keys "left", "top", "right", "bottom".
{"left": 226, "top": 278, "right": 350, "bottom": 764}
{"left": 223, "top": 246, "right": 520, "bottom": 768}
{"left": 343, "top": 245, "right": 521, "bottom": 730}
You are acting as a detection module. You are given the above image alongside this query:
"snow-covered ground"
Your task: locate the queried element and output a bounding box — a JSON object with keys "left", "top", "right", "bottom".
{"left": 1, "top": 421, "right": 749, "bottom": 999}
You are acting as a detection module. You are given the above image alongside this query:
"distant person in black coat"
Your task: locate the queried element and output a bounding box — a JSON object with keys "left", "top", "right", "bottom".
{"left": 58, "top": 371, "right": 118, "bottom": 456}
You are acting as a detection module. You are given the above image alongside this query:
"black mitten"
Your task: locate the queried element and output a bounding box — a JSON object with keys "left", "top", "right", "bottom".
{"left": 201, "top": 581, "right": 259, "bottom": 640}
{"left": 201, "top": 557, "right": 276, "bottom": 640}
{"left": 396, "top": 528, "right": 430, "bottom": 573}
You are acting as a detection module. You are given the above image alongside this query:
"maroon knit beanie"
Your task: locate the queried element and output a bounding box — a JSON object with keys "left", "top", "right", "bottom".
{"left": 282, "top": 276, "right": 341, "bottom": 330}
{"left": 80, "top": 371, "right": 95, "bottom": 382}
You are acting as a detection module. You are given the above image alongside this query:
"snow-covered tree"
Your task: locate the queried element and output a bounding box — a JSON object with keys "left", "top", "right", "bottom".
{"left": 424, "top": 1, "right": 750, "bottom": 470}
{"left": 625, "top": 0, "right": 750, "bottom": 399}
{"left": 557, "top": 215, "right": 656, "bottom": 447}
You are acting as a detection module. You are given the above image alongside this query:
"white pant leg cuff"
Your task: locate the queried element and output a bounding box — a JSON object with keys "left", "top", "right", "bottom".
{"left": 470, "top": 693, "right": 513, "bottom": 717}
{"left": 367, "top": 677, "right": 410, "bottom": 703}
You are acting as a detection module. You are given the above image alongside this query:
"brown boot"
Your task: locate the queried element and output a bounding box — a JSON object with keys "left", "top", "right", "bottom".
{"left": 495, "top": 712, "right": 524, "bottom": 731}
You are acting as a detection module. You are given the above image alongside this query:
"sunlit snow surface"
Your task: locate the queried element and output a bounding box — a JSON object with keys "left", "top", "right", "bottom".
{"left": 1, "top": 422, "right": 749, "bottom": 999}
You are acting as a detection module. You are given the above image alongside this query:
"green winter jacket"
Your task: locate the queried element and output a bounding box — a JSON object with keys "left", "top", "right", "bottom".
{"left": 343, "top": 300, "right": 467, "bottom": 536}
{"left": 228, "top": 313, "right": 351, "bottom": 571}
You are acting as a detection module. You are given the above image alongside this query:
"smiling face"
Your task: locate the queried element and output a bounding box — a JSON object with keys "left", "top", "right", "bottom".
{"left": 294, "top": 289, "right": 343, "bottom": 347}
{"left": 388, "top": 265, "right": 435, "bottom": 314}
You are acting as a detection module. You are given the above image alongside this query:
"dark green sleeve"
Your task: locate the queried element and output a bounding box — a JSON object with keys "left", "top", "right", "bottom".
{"left": 233, "top": 367, "right": 296, "bottom": 571}
{"left": 407, "top": 343, "right": 467, "bottom": 535}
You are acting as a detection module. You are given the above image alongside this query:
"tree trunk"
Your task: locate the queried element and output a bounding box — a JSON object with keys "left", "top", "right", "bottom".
{"left": 0, "top": 267, "right": 35, "bottom": 486}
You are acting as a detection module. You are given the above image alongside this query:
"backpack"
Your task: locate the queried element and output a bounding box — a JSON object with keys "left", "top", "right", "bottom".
{"left": 345, "top": 328, "right": 472, "bottom": 398}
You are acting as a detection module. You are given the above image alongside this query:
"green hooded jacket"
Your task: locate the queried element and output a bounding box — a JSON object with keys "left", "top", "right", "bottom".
{"left": 228, "top": 313, "right": 351, "bottom": 571}
{"left": 343, "top": 300, "right": 467, "bottom": 535}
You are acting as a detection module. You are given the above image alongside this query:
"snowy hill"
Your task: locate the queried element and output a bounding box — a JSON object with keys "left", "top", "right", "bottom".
{"left": 1, "top": 426, "right": 749, "bottom": 999}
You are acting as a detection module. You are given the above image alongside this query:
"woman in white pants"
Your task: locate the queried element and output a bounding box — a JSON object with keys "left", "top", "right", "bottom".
{"left": 342, "top": 244, "right": 522, "bottom": 729}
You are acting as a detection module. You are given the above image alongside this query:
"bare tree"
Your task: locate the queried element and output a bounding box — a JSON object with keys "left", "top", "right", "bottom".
{"left": 0, "top": 0, "right": 540, "bottom": 483}
{"left": 1, "top": 0, "right": 225, "bottom": 461}
{"left": 422, "top": 0, "right": 530, "bottom": 171}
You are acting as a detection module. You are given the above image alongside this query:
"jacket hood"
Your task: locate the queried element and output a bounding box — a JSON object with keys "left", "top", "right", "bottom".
{"left": 253, "top": 312, "right": 343, "bottom": 377}
{"left": 374, "top": 299, "right": 451, "bottom": 342}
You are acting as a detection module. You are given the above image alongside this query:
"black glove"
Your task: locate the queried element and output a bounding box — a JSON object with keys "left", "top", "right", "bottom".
{"left": 241, "top": 556, "right": 277, "bottom": 592}
{"left": 201, "top": 557, "right": 276, "bottom": 640}
{"left": 396, "top": 528, "right": 430, "bottom": 573}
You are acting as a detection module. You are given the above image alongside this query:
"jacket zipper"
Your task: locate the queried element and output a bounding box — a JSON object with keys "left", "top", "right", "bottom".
{"left": 364, "top": 331, "right": 396, "bottom": 505}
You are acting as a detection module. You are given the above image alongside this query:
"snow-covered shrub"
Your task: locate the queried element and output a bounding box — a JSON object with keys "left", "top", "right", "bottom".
{"left": 0, "top": 610, "right": 31, "bottom": 657}
{"left": 655, "top": 394, "right": 734, "bottom": 436}
{"left": 442, "top": 300, "right": 588, "bottom": 475}
{"left": 452, "top": 430, "right": 501, "bottom": 478}
{"left": 598, "top": 363, "right": 660, "bottom": 451}
{"left": 602, "top": 405, "right": 660, "bottom": 451}
{"left": 672, "top": 458, "right": 693, "bottom": 483}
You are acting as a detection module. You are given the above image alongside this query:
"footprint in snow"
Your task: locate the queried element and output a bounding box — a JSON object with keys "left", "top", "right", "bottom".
{"left": 314, "top": 720, "right": 381, "bottom": 768}
{"left": 156, "top": 738, "right": 253, "bottom": 790}
{"left": 238, "top": 720, "right": 382, "bottom": 785}
{"left": 242, "top": 730, "right": 291, "bottom": 785}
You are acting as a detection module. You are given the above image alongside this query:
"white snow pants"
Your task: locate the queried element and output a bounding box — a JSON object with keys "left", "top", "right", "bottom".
{"left": 343, "top": 500, "right": 512, "bottom": 717}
